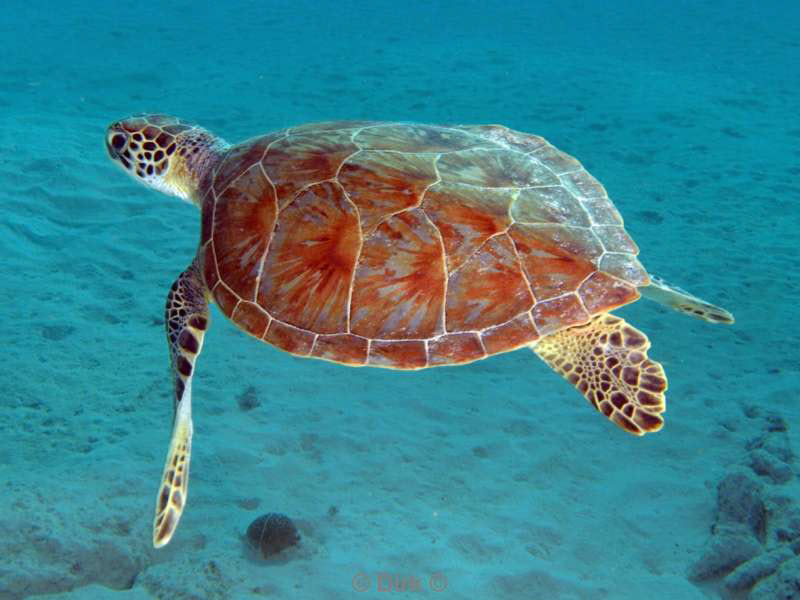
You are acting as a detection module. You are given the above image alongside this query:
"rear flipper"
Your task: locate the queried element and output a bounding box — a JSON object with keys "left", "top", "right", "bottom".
{"left": 533, "top": 314, "right": 667, "bottom": 436}
{"left": 640, "top": 275, "right": 734, "bottom": 324}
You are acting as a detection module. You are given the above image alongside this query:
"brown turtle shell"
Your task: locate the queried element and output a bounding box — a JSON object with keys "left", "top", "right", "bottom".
{"left": 199, "top": 122, "right": 648, "bottom": 369}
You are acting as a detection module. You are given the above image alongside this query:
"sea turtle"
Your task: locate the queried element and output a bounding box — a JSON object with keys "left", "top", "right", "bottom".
{"left": 105, "top": 115, "right": 734, "bottom": 547}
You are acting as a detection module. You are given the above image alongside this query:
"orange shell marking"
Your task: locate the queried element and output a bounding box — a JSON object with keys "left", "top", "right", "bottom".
{"left": 350, "top": 208, "right": 445, "bottom": 340}
{"left": 258, "top": 181, "right": 359, "bottom": 334}
{"left": 201, "top": 122, "right": 647, "bottom": 369}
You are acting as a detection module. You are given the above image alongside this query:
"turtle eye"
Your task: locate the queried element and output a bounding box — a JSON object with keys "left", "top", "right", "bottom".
{"left": 107, "top": 130, "right": 129, "bottom": 160}
{"left": 111, "top": 134, "right": 127, "bottom": 150}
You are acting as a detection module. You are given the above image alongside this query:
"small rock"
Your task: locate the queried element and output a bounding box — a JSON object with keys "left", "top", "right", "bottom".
{"left": 747, "top": 432, "right": 794, "bottom": 464}
{"left": 744, "top": 405, "right": 761, "bottom": 419}
{"left": 764, "top": 436, "right": 794, "bottom": 464}
{"left": 236, "top": 497, "right": 260, "bottom": 510}
{"left": 688, "top": 528, "right": 762, "bottom": 581}
{"left": 716, "top": 473, "right": 766, "bottom": 540}
{"left": 41, "top": 324, "right": 76, "bottom": 341}
{"left": 764, "top": 413, "right": 789, "bottom": 432}
{"left": 723, "top": 546, "right": 793, "bottom": 591}
{"left": 750, "top": 449, "right": 794, "bottom": 484}
{"left": 237, "top": 385, "right": 261, "bottom": 411}
{"left": 245, "top": 513, "right": 300, "bottom": 559}
{"left": 775, "top": 509, "right": 800, "bottom": 543}
{"left": 750, "top": 555, "right": 800, "bottom": 600}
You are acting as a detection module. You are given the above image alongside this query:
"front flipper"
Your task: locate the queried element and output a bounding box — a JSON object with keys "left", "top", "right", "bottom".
{"left": 532, "top": 314, "right": 667, "bottom": 436}
{"left": 154, "top": 261, "right": 209, "bottom": 548}
{"left": 640, "top": 275, "right": 734, "bottom": 324}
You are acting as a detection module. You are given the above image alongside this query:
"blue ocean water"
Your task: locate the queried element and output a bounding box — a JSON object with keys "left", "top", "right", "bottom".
{"left": 1, "top": 1, "right": 798, "bottom": 598}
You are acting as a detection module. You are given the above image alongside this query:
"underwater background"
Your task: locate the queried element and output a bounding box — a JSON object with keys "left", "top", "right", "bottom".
{"left": 1, "top": 1, "right": 798, "bottom": 598}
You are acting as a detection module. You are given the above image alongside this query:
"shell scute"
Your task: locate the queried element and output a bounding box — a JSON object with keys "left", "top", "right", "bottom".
{"left": 213, "top": 134, "right": 279, "bottom": 195}
{"left": 580, "top": 195, "right": 624, "bottom": 225}
{"left": 422, "top": 183, "right": 512, "bottom": 272}
{"left": 530, "top": 144, "right": 583, "bottom": 175}
{"left": 289, "top": 120, "right": 377, "bottom": 134}
{"left": 510, "top": 186, "right": 591, "bottom": 227}
{"left": 445, "top": 234, "right": 533, "bottom": 332}
{"left": 311, "top": 334, "right": 369, "bottom": 365}
{"left": 560, "top": 170, "right": 608, "bottom": 199}
{"left": 213, "top": 164, "right": 276, "bottom": 300}
{"left": 212, "top": 283, "right": 239, "bottom": 319}
{"left": 262, "top": 130, "right": 359, "bottom": 209}
{"left": 532, "top": 294, "right": 590, "bottom": 335}
{"left": 453, "top": 124, "right": 547, "bottom": 153}
{"left": 338, "top": 150, "right": 438, "bottom": 235}
{"left": 202, "top": 242, "right": 219, "bottom": 290}
{"left": 508, "top": 223, "right": 601, "bottom": 302}
{"left": 350, "top": 209, "right": 445, "bottom": 340}
{"left": 594, "top": 225, "right": 639, "bottom": 254}
{"left": 579, "top": 272, "right": 639, "bottom": 314}
{"left": 231, "top": 301, "right": 271, "bottom": 339}
{"left": 599, "top": 253, "right": 649, "bottom": 287}
{"left": 257, "top": 181, "right": 359, "bottom": 334}
{"left": 355, "top": 124, "right": 481, "bottom": 152}
{"left": 368, "top": 339, "right": 427, "bottom": 369}
{"left": 480, "top": 313, "right": 539, "bottom": 355}
{"left": 264, "top": 320, "right": 315, "bottom": 355}
{"left": 437, "top": 148, "right": 559, "bottom": 187}
{"left": 428, "top": 333, "right": 486, "bottom": 366}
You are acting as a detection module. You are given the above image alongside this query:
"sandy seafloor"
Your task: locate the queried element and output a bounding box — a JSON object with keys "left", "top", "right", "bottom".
{"left": 1, "top": 1, "right": 798, "bottom": 599}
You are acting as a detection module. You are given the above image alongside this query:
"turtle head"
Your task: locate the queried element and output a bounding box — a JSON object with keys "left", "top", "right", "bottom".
{"left": 106, "top": 115, "right": 228, "bottom": 206}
